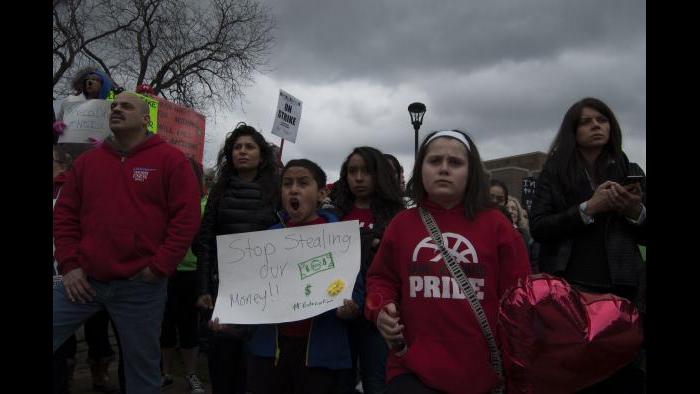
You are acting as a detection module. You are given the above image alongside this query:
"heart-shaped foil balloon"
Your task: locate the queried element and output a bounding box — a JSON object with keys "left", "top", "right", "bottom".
{"left": 498, "top": 274, "right": 643, "bottom": 393}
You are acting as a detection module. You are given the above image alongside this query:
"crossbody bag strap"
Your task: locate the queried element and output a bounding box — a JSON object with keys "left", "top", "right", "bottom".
{"left": 419, "top": 207, "right": 504, "bottom": 393}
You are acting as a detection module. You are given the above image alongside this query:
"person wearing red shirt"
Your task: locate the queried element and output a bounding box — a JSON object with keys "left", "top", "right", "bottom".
{"left": 333, "top": 146, "right": 405, "bottom": 394}
{"left": 365, "top": 130, "right": 530, "bottom": 394}
{"left": 53, "top": 92, "right": 201, "bottom": 394}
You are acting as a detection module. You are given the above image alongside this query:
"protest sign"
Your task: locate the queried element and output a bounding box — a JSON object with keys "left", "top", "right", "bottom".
{"left": 71, "top": 91, "right": 204, "bottom": 163}
{"left": 271, "top": 89, "right": 302, "bottom": 143}
{"left": 105, "top": 91, "right": 159, "bottom": 133}
{"left": 213, "top": 220, "right": 361, "bottom": 324}
{"left": 139, "top": 94, "right": 159, "bottom": 133}
{"left": 521, "top": 176, "right": 537, "bottom": 213}
{"left": 154, "top": 97, "right": 206, "bottom": 165}
{"left": 53, "top": 100, "right": 61, "bottom": 117}
{"left": 58, "top": 99, "right": 112, "bottom": 143}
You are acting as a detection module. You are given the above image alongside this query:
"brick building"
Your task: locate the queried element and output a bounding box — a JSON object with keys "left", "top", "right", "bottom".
{"left": 483, "top": 151, "right": 548, "bottom": 202}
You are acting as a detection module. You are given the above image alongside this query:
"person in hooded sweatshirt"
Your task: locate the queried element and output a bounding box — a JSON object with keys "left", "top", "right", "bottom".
{"left": 53, "top": 91, "right": 201, "bottom": 394}
{"left": 365, "top": 130, "right": 530, "bottom": 394}
{"left": 54, "top": 144, "right": 126, "bottom": 394}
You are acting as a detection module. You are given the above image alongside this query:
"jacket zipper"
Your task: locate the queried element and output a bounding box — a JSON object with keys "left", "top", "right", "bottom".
{"left": 274, "top": 326, "right": 280, "bottom": 366}
{"left": 305, "top": 319, "right": 314, "bottom": 367}
{"left": 604, "top": 216, "right": 612, "bottom": 282}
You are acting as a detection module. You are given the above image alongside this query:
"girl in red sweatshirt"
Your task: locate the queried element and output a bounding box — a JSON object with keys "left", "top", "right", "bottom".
{"left": 365, "top": 130, "right": 530, "bottom": 394}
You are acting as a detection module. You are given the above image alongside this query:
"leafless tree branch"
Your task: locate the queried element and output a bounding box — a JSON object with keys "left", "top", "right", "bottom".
{"left": 53, "top": 0, "right": 275, "bottom": 112}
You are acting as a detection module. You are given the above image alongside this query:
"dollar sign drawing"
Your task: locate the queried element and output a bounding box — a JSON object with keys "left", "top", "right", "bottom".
{"left": 304, "top": 284, "right": 312, "bottom": 296}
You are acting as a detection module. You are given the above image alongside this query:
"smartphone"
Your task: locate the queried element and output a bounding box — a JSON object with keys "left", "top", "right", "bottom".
{"left": 622, "top": 175, "right": 645, "bottom": 185}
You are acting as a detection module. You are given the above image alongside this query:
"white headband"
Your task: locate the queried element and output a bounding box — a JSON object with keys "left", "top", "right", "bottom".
{"left": 426, "top": 130, "right": 471, "bottom": 151}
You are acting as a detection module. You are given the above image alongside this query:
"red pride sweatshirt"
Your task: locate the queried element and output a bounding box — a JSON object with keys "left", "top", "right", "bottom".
{"left": 365, "top": 200, "right": 530, "bottom": 394}
{"left": 53, "top": 134, "right": 201, "bottom": 280}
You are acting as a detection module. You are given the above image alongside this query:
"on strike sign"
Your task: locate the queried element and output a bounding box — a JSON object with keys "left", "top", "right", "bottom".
{"left": 271, "top": 89, "right": 302, "bottom": 143}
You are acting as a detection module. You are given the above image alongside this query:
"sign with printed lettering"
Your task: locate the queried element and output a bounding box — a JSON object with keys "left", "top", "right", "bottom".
{"left": 270, "top": 89, "right": 303, "bottom": 143}
{"left": 138, "top": 94, "right": 159, "bottom": 133}
{"left": 213, "top": 221, "right": 361, "bottom": 324}
{"left": 153, "top": 97, "right": 206, "bottom": 165}
{"left": 58, "top": 99, "right": 112, "bottom": 143}
{"left": 521, "top": 176, "right": 537, "bottom": 213}
{"left": 105, "top": 91, "right": 159, "bottom": 132}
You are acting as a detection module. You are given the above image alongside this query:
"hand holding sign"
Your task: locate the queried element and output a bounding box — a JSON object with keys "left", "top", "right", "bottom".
{"left": 58, "top": 100, "right": 112, "bottom": 143}
{"left": 336, "top": 299, "right": 360, "bottom": 320}
{"left": 213, "top": 221, "right": 361, "bottom": 324}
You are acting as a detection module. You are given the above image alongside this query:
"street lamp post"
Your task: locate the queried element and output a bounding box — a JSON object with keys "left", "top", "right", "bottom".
{"left": 408, "top": 102, "right": 426, "bottom": 158}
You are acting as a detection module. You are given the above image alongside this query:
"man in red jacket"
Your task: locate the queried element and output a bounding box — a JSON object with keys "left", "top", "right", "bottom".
{"left": 53, "top": 92, "right": 201, "bottom": 394}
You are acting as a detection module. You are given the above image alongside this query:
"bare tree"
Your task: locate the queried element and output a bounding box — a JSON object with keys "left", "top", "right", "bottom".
{"left": 53, "top": 0, "right": 275, "bottom": 111}
{"left": 53, "top": 0, "right": 138, "bottom": 93}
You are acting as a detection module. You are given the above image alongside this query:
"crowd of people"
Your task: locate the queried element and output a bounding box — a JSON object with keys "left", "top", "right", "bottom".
{"left": 52, "top": 68, "right": 646, "bottom": 394}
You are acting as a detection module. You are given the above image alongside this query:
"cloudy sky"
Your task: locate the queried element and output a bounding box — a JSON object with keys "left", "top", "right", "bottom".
{"left": 205, "top": 0, "right": 646, "bottom": 182}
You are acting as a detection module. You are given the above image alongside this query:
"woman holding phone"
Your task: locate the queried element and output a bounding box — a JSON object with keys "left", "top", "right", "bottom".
{"left": 530, "top": 97, "right": 646, "bottom": 393}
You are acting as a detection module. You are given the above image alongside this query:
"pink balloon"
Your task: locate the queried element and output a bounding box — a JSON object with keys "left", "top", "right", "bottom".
{"left": 499, "top": 274, "right": 643, "bottom": 393}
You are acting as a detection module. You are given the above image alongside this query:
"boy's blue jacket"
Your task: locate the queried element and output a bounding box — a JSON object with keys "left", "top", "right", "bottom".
{"left": 246, "top": 209, "right": 365, "bottom": 369}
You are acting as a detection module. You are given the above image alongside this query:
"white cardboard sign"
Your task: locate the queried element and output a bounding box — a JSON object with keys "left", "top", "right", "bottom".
{"left": 213, "top": 220, "right": 361, "bottom": 324}
{"left": 270, "top": 89, "right": 302, "bottom": 143}
{"left": 58, "top": 99, "right": 112, "bottom": 143}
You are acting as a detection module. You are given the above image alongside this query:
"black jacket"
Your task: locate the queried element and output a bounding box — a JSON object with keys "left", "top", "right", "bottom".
{"left": 530, "top": 153, "right": 646, "bottom": 288}
{"left": 193, "top": 175, "right": 278, "bottom": 297}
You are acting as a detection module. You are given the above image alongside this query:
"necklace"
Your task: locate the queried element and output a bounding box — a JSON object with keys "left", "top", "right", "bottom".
{"left": 583, "top": 168, "right": 596, "bottom": 190}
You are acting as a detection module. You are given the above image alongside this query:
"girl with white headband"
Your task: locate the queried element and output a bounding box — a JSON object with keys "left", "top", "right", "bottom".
{"left": 365, "top": 129, "right": 530, "bottom": 393}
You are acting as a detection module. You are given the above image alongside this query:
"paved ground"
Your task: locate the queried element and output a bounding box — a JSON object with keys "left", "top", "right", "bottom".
{"left": 68, "top": 328, "right": 212, "bottom": 394}
{"left": 70, "top": 352, "right": 212, "bottom": 394}
{"left": 64, "top": 326, "right": 366, "bottom": 393}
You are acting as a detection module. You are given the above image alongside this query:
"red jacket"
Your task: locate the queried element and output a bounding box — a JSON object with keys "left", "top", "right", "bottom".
{"left": 365, "top": 200, "right": 530, "bottom": 394}
{"left": 53, "top": 135, "right": 201, "bottom": 280}
{"left": 53, "top": 172, "right": 69, "bottom": 199}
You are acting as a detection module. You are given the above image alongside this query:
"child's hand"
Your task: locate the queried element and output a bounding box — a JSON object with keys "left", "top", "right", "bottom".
{"left": 336, "top": 299, "right": 360, "bottom": 320}
{"left": 376, "top": 303, "right": 405, "bottom": 348}
{"left": 209, "top": 318, "right": 251, "bottom": 338}
{"left": 209, "top": 317, "right": 239, "bottom": 334}
{"left": 196, "top": 294, "right": 214, "bottom": 310}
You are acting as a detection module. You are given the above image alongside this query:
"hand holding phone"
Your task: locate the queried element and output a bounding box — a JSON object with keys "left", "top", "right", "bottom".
{"left": 622, "top": 175, "right": 645, "bottom": 186}
{"left": 621, "top": 175, "right": 644, "bottom": 197}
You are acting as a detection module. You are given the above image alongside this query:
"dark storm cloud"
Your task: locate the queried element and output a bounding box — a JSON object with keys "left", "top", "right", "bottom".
{"left": 207, "top": 0, "right": 645, "bottom": 177}
{"left": 266, "top": 0, "right": 644, "bottom": 84}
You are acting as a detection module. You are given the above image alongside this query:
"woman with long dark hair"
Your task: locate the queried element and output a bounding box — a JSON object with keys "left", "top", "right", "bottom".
{"left": 194, "top": 123, "right": 280, "bottom": 394}
{"left": 334, "top": 147, "right": 405, "bottom": 241}
{"left": 530, "top": 97, "right": 646, "bottom": 392}
{"left": 333, "top": 146, "right": 405, "bottom": 393}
